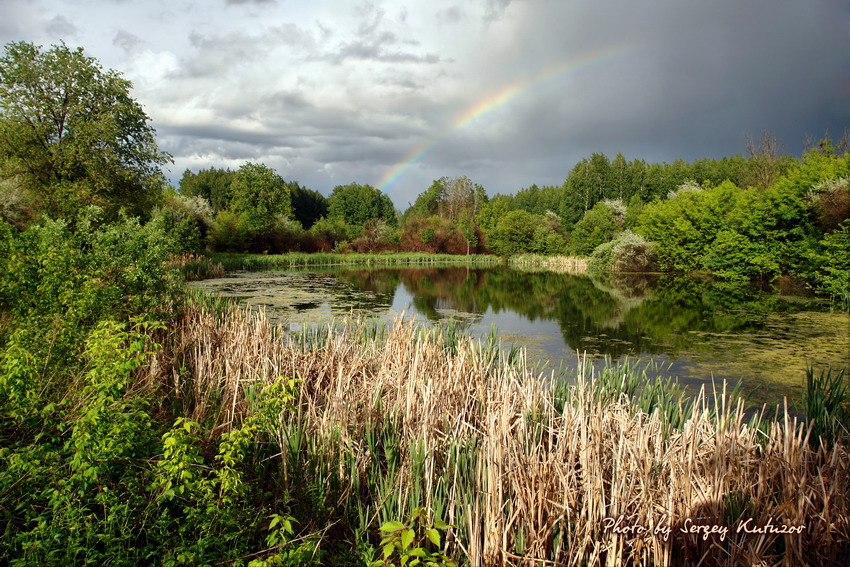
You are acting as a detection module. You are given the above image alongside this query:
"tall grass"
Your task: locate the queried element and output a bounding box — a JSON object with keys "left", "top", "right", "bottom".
{"left": 167, "top": 253, "right": 226, "bottom": 280}
{"left": 210, "top": 251, "right": 502, "bottom": 272}
{"left": 802, "top": 366, "right": 850, "bottom": 447}
{"left": 508, "top": 254, "right": 588, "bottom": 274}
{"left": 151, "top": 300, "right": 850, "bottom": 566}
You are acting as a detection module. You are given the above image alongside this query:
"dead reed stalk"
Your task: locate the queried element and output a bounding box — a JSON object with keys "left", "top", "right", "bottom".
{"left": 155, "top": 302, "right": 850, "bottom": 566}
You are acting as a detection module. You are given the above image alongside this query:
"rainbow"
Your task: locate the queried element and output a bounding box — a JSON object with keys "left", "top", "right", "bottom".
{"left": 378, "top": 44, "right": 631, "bottom": 192}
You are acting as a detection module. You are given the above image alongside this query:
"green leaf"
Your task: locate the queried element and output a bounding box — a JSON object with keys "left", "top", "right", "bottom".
{"left": 434, "top": 520, "right": 452, "bottom": 530}
{"left": 400, "top": 528, "right": 415, "bottom": 550}
{"left": 380, "top": 521, "right": 406, "bottom": 533}
{"left": 425, "top": 528, "right": 440, "bottom": 546}
{"left": 382, "top": 543, "right": 394, "bottom": 559}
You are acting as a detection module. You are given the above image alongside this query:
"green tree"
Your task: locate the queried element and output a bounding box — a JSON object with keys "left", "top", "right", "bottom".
{"left": 327, "top": 182, "right": 396, "bottom": 227}
{"left": 178, "top": 167, "right": 235, "bottom": 211}
{"left": 229, "top": 162, "right": 293, "bottom": 233}
{"left": 488, "top": 210, "right": 537, "bottom": 255}
{"left": 559, "top": 153, "right": 612, "bottom": 228}
{"left": 476, "top": 194, "right": 512, "bottom": 232}
{"left": 290, "top": 184, "right": 328, "bottom": 229}
{"left": 0, "top": 42, "right": 170, "bottom": 218}
{"left": 570, "top": 201, "right": 622, "bottom": 256}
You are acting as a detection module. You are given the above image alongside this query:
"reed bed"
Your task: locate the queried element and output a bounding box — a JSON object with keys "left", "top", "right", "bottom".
{"left": 508, "top": 254, "right": 588, "bottom": 274}
{"left": 210, "top": 251, "right": 502, "bottom": 271}
{"left": 153, "top": 302, "right": 850, "bottom": 566}
{"left": 166, "top": 253, "right": 226, "bottom": 280}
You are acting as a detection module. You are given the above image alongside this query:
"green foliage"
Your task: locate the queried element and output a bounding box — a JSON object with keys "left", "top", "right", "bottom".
{"left": 350, "top": 219, "right": 400, "bottom": 252}
{"left": 484, "top": 209, "right": 567, "bottom": 256}
{"left": 0, "top": 316, "right": 161, "bottom": 565}
{"left": 486, "top": 210, "right": 536, "bottom": 255}
{"left": 635, "top": 181, "right": 778, "bottom": 278}
{"left": 0, "top": 41, "right": 170, "bottom": 219}
{"left": 370, "top": 508, "right": 456, "bottom": 567}
{"left": 178, "top": 167, "right": 236, "bottom": 211}
{"left": 570, "top": 201, "right": 621, "bottom": 255}
{"left": 328, "top": 183, "right": 396, "bottom": 228}
{"left": 588, "top": 230, "right": 656, "bottom": 273}
{"left": 802, "top": 366, "right": 850, "bottom": 448}
{"left": 633, "top": 149, "right": 850, "bottom": 287}
{"left": 230, "top": 162, "right": 294, "bottom": 233}
{"left": 476, "top": 194, "right": 512, "bottom": 232}
{"left": 148, "top": 204, "right": 204, "bottom": 254}
{"left": 510, "top": 183, "right": 564, "bottom": 216}
{"left": 810, "top": 220, "right": 850, "bottom": 305}
{"left": 309, "top": 215, "right": 359, "bottom": 250}
{"left": 0, "top": 208, "right": 175, "bottom": 326}
{"left": 208, "top": 209, "right": 251, "bottom": 252}
{"left": 290, "top": 184, "right": 329, "bottom": 229}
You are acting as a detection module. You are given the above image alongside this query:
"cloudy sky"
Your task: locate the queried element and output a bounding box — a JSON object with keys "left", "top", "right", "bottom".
{"left": 1, "top": 0, "right": 848, "bottom": 208}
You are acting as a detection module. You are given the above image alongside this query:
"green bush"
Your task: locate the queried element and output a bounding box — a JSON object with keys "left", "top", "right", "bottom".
{"left": 570, "top": 201, "right": 621, "bottom": 255}
{"left": 588, "top": 230, "right": 656, "bottom": 272}
{"left": 208, "top": 209, "right": 251, "bottom": 252}
{"left": 148, "top": 206, "right": 203, "bottom": 253}
{"left": 811, "top": 219, "right": 850, "bottom": 305}
{"left": 487, "top": 210, "right": 536, "bottom": 255}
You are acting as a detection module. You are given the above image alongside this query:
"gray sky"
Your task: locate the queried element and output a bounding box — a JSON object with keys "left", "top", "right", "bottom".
{"left": 1, "top": 0, "right": 848, "bottom": 209}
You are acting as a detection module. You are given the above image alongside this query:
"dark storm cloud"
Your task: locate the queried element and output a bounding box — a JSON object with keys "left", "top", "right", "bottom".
{"left": 18, "top": 0, "right": 840, "bottom": 208}
{"left": 393, "top": 0, "right": 849, "bottom": 201}
{"left": 160, "top": 123, "right": 309, "bottom": 149}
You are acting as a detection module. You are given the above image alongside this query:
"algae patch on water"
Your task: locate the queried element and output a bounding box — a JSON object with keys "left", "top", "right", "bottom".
{"left": 191, "top": 271, "right": 395, "bottom": 326}
{"left": 679, "top": 310, "right": 850, "bottom": 403}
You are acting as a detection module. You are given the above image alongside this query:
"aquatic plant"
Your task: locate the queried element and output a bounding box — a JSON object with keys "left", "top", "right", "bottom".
{"left": 155, "top": 299, "right": 850, "bottom": 567}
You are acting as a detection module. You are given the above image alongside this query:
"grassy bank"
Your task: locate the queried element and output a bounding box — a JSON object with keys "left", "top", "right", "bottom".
{"left": 209, "top": 251, "right": 503, "bottom": 272}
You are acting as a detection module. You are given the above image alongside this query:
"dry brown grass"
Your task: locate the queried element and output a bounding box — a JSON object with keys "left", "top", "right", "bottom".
{"left": 152, "top": 303, "right": 850, "bottom": 566}
{"left": 508, "top": 254, "right": 588, "bottom": 274}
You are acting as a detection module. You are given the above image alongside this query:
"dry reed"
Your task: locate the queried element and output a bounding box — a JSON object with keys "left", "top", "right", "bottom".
{"left": 508, "top": 255, "right": 588, "bottom": 274}
{"left": 152, "top": 302, "right": 850, "bottom": 567}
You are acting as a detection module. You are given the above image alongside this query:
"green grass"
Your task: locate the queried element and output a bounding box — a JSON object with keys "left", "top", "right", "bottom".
{"left": 209, "top": 251, "right": 503, "bottom": 271}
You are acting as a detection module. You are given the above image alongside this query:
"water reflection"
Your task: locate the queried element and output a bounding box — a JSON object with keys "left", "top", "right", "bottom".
{"left": 193, "top": 265, "right": 849, "bottom": 404}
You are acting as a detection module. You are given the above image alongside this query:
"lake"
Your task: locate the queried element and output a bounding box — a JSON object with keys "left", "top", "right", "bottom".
{"left": 192, "top": 265, "right": 849, "bottom": 406}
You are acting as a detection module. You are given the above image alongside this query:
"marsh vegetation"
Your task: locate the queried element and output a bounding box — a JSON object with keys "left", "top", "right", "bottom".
{"left": 1, "top": 41, "right": 849, "bottom": 566}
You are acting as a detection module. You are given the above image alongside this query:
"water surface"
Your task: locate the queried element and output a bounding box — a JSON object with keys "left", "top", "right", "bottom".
{"left": 192, "top": 266, "right": 850, "bottom": 405}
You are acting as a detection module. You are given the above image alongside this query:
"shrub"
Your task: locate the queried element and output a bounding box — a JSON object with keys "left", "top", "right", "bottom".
{"left": 400, "top": 215, "right": 468, "bottom": 254}
{"left": 808, "top": 177, "right": 850, "bottom": 232}
{"left": 253, "top": 215, "right": 304, "bottom": 253}
{"left": 589, "top": 230, "right": 657, "bottom": 272}
{"left": 350, "top": 219, "right": 400, "bottom": 252}
{"left": 148, "top": 206, "right": 203, "bottom": 254}
{"left": 208, "top": 210, "right": 251, "bottom": 252}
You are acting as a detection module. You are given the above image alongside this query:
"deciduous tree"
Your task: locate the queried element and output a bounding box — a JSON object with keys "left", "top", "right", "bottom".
{"left": 0, "top": 42, "right": 170, "bottom": 218}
